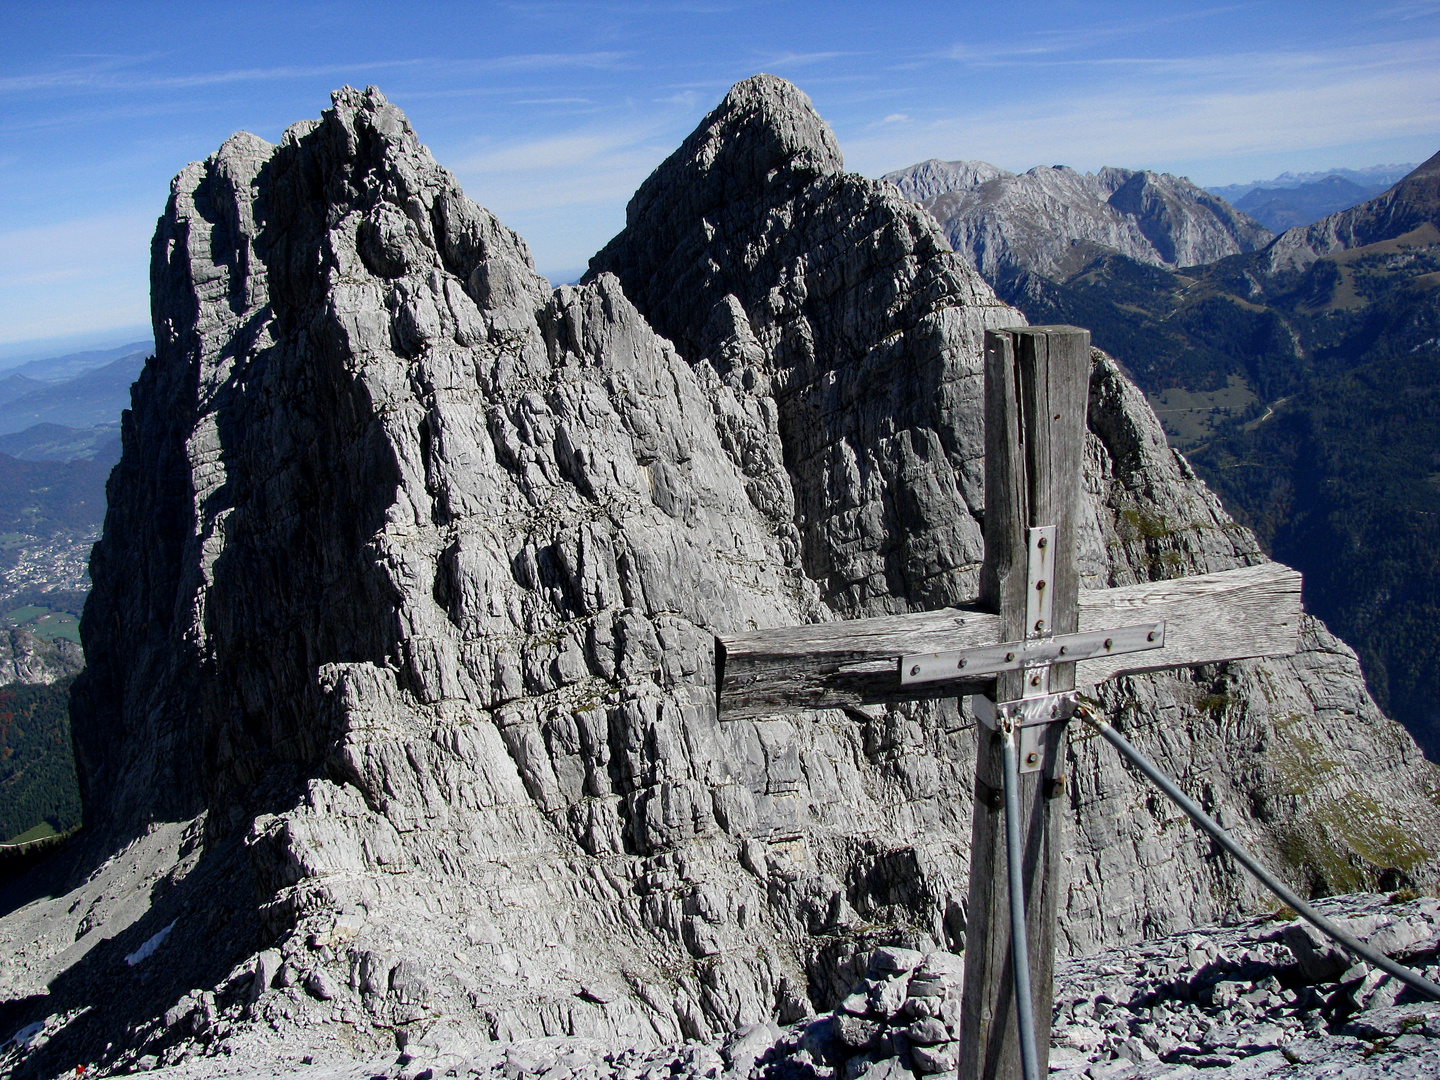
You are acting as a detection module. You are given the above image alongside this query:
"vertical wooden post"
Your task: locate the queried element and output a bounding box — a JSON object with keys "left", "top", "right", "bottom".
{"left": 959, "top": 326, "right": 1090, "bottom": 1080}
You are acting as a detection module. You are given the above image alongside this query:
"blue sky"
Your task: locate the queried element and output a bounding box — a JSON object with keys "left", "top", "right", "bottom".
{"left": 1, "top": 0, "right": 1437, "bottom": 359}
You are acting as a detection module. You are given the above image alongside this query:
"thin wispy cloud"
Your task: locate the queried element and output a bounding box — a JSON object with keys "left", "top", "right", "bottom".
{"left": 0, "top": 214, "right": 152, "bottom": 290}
{"left": 0, "top": 52, "right": 630, "bottom": 98}
{"left": 754, "top": 51, "right": 857, "bottom": 68}
{"left": 0, "top": 213, "right": 151, "bottom": 344}
{"left": 0, "top": 58, "right": 422, "bottom": 96}
{"left": 842, "top": 36, "right": 1440, "bottom": 178}
{"left": 456, "top": 127, "right": 665, "bottom": 177}
{"left": 941, "top": 5, "right": 1249, "bottom": 64}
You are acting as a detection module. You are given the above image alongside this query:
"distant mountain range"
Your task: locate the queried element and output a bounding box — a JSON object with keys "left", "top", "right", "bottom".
{"left": 1206, "top": 166, "right": 1415, "bottom": 233}
{"left": 1230, "top": 176, "right": 1388, "bottom": 233}
{"left": 0, "top": 352, "right": 142, "bottom": 440}
{"left": 892, "top": 149, "right": 1440, "bottom": 757}
{"left": 0, "top": 343, "right": 145, "bottom": 462}
{"left": 1206, "top": 164, "right": 1415, "bottom": 202}
{"left": 884, "top": 160, "right": 1273, "bottom": 294}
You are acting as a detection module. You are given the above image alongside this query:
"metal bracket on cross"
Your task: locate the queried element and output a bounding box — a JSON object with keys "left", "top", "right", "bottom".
{"left": 972, "top": 693, "right": 1075, "bottom": 774}
{"left": 898, "top": 526, "right": 1166, "bottom": 772}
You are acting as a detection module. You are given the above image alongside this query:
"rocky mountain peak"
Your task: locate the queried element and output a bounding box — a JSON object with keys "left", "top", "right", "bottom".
{"left": 883, "top": 158, "right": 1008, "bottom": 203}
{"left": 884, "top": 158, "right": 1272, "bottom": 298}
{"left": 622, "top": 74, "right": 842, "bottom": 233}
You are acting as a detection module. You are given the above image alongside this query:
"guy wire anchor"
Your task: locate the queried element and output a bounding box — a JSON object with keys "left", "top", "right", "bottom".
{"left": 974, "top": 692, "right": 1077, "bottom": 773}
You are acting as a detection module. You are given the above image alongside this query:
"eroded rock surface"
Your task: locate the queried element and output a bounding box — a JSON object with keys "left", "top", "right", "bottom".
{"left": 2, "top": 75, "right": 1438, "bottom": 1077}
{"left": 0, "top": 627, "right": 82, "bottom": 686}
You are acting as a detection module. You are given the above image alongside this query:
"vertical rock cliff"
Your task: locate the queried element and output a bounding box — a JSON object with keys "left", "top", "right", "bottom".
{"left": 4, "top": 76, "right": 1438, "bottom": 1074}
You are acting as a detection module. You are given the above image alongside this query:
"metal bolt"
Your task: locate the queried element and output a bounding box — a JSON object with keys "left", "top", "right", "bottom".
{"left": 1036, "top": 579, "right": 1047, "bottom": 591}
{"left": 1050, "top": 704, "right": 1059, "bottom": 718}
{"left": 1104, "top": 638, "right": 1113, "bottom": 650}
{"left": 1034, "top": 619, "right": 1045, "bottom": 632}
{"left": 1147, "top": 630, "right": 1157, "bottom": 642}
{"left": 1037, "top": 536, "right": 1048, "bottom": 549}
{"left": 1059, "top": 645, "right": 1068, "bottom": 656}
{"left": 1030, "top": 674, "right": 1041, "bottom": 687}
{"left": 1005, "top": 651, "right": 1015, "bottom": 662}
{"left": 1026, "top": 752, "right": 1040, "bottom": 766}
{"left": 957, "top": 657, "right": 967, "bottom": 668}
{"left": 910, "top": 665, "right": 921, "bottom": 677}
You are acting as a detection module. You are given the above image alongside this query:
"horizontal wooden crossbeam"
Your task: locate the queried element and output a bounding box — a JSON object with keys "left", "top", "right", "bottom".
{"left": 715, "top": 562, "right": 1302, "bottom": 720}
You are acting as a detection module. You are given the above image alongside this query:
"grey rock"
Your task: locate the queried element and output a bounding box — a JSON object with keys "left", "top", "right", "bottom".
{"left": 883, "top": 159, "right": 1272, "bottom": 299}
{"left": 1283, "top": 922, "right": 1351, "bottom": 982}
{"left": 251, "top": 950, "right": 282, "bottom": 1001}
{"left": 903, "top": 1018, "right": 946, "bottom": 1045}
{"left": 0, "top": 627, "right": 83, "bottom": 687}
{"left": 834, "top": 1014, "right": 881, "bottom": 1050}
{"left": 869, "top": 948, "right": 925, "bottom": 977}
{"left": 850, "top": 1058, "right": 914, "bottom": 1080}
{"left": 722, "top": 1021, "right": 780, "bottom": 1073}
{"left": 869, "top": 978, "right": 910, "bottom": 1021}
{"left": 303, "top": 968, "right": 339, "bottom": 1001}
{"left": 388, "top": 961, "right": 429, "bottom": 1005}
{"left": 908, "top": 1041, "right": 956, "bottom": 1074}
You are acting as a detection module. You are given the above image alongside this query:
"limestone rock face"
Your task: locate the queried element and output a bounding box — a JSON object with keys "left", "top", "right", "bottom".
{"left": 590, "top": 78, "right": 1021, "bottom": 615}
{"left": 0, "top": 627, "right": 82, "bottom": 686}
{"left": 884, "top": 159, "right": 1272, "bottom": 297}
{"left": 9, "top": 76, "right": 1438, "bottom": 1075}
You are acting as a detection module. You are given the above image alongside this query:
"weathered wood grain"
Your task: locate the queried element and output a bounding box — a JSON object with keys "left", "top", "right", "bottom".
{"left": 1076, "top": 560, "right": 1302, "bottom": 685}
{"left": 961, "top": 325, "right": 1090, "bottom": 1080}
{"left": 715, "top": 560, "right": 1301, "bottom": 719}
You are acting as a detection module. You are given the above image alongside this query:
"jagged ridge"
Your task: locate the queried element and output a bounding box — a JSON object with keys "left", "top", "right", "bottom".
{"left": 884, "top": 158, "right": 1272, "bottom": 298}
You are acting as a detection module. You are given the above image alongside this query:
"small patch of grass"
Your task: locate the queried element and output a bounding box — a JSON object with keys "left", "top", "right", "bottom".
{"left": 32, "top": 611, "right": 80, "bottom": 643}
{"left": 3, "top": 820, "right": 57, "bottom": 845}
{"left": 0, "top": 605, "right": 82, "bottom": 643}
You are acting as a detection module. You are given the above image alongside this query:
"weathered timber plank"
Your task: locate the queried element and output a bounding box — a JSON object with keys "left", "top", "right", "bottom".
{"left": 715, "top": 560, "right": 1302, "bottom": 719}
{"left": 962, "top": 325, "right": 1090, "bottom": 1080}
{"left": 1076, "top": 560, "right": 1302, "bottom": 685}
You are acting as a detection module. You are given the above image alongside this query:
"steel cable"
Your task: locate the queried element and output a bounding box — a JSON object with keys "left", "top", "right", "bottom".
{"left": 1076, "top": 700, "right": 1440, "bottom": 1003}
{"left": 1002, "top": 723, "right": 1042, "bottom": 1080}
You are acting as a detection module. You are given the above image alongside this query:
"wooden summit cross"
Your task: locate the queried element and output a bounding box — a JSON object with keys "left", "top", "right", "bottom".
{"left": 712, "top": 327, "right": 1303, "bottom": 1080}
